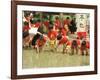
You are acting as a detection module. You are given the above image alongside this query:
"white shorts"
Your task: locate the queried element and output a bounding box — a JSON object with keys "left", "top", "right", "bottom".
{"left": 29, "top": 27, "right": 38, "bottom": 35}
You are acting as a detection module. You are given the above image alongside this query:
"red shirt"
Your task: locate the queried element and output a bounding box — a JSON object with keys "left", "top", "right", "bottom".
{"left": 64, "top": 19, "right": 71, "bottom": 26}
{"left": 23, "top": 25, "right": 30, "bottom": 31}
{"left": 66, "top": 40, "right": 71, "bottom": 46}
{"left": 77, "top": 39, "right": 81, "bottom": 45}
{"left": 86, "top": 41, "right": 90, "bottom": 49}
{"left": 43, "top": 21, "right": 49, "bottom": 29}
{"left": 59, "top": 36, "right": 68, "bottom": 45}
{"left": 37, "top": 37, "right": 46, "bottom": 47}
{"left": 61, "top": 28, "right": 67, "bottom": 36}
{"left": 34, "top": 22, "right": 41, "bottom": 28}
{"left": 48, "top": 30, "right": 57, "bottom": 40}
{"left": 54, "top": 20, "right": 61, "bottom": 30}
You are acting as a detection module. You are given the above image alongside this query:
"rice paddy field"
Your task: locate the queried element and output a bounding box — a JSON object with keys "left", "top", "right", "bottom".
{"left": 22, "top": 34, "right": 90, "bottom": 69}
{"left": 22, "top": 47, "right": 89, "bottom": 69}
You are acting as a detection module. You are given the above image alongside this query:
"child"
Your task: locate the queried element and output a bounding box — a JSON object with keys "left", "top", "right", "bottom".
{"left": 57, "top": 34, "right": 69, "bottom": 54}
{"left": 69, "top": 18, "right": 77, "bottom": 34}
{"left": 81, "top": 40, "right": 88, "bottom": 55}
{"left": 65, "top": 40, "right": 72, "bottom": 54}
{"left": 48, "top": 26, "right": 57, "bottom": 51}
{"left": 63, "top": 17, "right": 71, "bottom": 35}
{"left": 80, "top": 38, "right": 90, "bottom": 56}
{"left": 54, "top": 16, "right": 61, "bottom": 31}
{"left": 64, "top": 17, "right": 71, "bottom": 26}
{"left": 36, "top": 35, "right": 47, "bottom": 53}
{"left": 29, "top": 18, "right": 45, "bottom": 48}
{"left": 57, "top": 21, "right": 69, "bottom": 37}
{"left": 71, "top": 37, "right": 81, "bottom": 55}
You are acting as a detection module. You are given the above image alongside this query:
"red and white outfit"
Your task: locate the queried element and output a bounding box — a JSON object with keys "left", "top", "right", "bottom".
{"left": 77, "top": 25, "right": 87, "bottom": 39}
{"left": 29, "top": 22, "right": 41, "bottom": 35}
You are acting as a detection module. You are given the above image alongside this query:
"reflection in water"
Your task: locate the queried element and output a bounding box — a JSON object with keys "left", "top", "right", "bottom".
{"left": 80, "top": 55, "right": 90, "bottom": 66}
{"left": 22, "top": 49, "right": 90, "bottom": 68}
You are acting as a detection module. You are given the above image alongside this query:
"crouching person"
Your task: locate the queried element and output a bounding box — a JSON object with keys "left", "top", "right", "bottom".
{"left": 36, "top": 35, "right": 47, "bottom": 53}
{"left": 81, "top": 40, "right": 89, "bottom": 56}
{"left": 65, "top": 40, "right": 72, "bottom": 54}
{"left": 57, "top": 34, "right": 69, "bottom": 54}
{"left": 71, "top": 37, "right": 80, "bottom": 55}
{"left": 71, "top": 40, "right": 78, "bottom": 55}
{"left": 48, "top": 26, "right": 57, "bottom": 52}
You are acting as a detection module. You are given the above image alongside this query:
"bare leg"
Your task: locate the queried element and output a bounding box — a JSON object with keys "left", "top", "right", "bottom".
{"left": 63, "top": 44, "right": 66, "bottom": 54}
{"left": 71, "top": 48, "right": 74, "bottom": 55}
{"left": 76, "top": 47, "right": 78, "bottom": 55}
{"left": 81, "top": 50, "right": 84, "bottom": 56}
{"left": 86, "top": 49, "right": 89, "bottom": 56}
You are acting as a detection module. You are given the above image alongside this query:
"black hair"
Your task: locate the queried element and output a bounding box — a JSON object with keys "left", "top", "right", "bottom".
{"left": 81, "top": 40, "right": 86, "bottom": 46}
{"left": 72, "top": 40, "right": 77, "bottom": 46}
{"left": 76, "top": 37, "right": 79, "bottom": 39}
{"left": 66, "top": 17, "right": 70, "bottom": 19}
{"left": 55, "top": 16, "right": 59, "bottom": 20}
{"left": 57, "top": 34, "right": 62, "bottom": 40}
{"left": 30, "top": 19, "right": 36, "bottom": 24}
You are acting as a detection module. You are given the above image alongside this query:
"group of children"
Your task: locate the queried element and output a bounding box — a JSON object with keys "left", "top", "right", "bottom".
{"left": 46, "top": 26, "right": 89, "bottom": 55}
{"left": 23, "top": 12, "right": 90, "bottom": 55}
